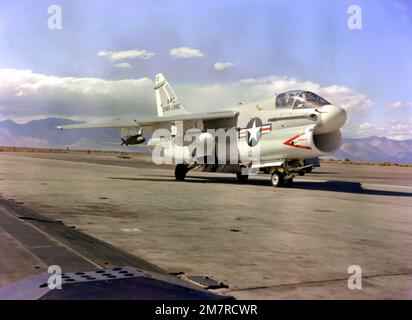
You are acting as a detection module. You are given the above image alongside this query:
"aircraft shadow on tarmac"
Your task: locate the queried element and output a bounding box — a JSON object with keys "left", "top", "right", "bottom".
{"left": 108, "top": 176, "right": 412, "bottom": 197}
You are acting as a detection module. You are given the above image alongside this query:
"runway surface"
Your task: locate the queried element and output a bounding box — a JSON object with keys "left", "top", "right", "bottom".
{"left": 1, "top": 151, "right": 412, "bottom": 299}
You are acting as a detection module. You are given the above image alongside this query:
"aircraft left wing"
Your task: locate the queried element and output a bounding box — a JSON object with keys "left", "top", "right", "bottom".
{"left": 56, "top": 111, "right": 239, "bottom": 131}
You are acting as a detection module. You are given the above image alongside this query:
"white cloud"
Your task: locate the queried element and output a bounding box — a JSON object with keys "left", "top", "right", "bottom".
{"left": 113, "top": 62, "right": 133, "bottom": 69}
{"left": 177, "top": 75, "right": 374, "bottom": 113}
{"left": 214, "top": 62, "right": 235, "bottom": 71}
{"left": 0, "top": 68, "right": 154, "bottom": 119}
{"left": 98, "top": 49, "right": 154, "bottom": 61}
{"left": 0, "top": 69, "right": 376, "bottom": 128}
{"left": 317, "top": 85, "right": 374, "bottom": 113}
{"left": 169, "top": 47, "right": 204, "bottom": 58}
{"left": 3, "top": 69, "right": 409, "bottom": 141}
{"left": 385, "top": 101, "right": 403, "bottom": 109}
{"left": 354, "top": 117, "right": 412, "bottom": 140}
{"left": 359, "top": 122, "right": 373, "bottom": 129}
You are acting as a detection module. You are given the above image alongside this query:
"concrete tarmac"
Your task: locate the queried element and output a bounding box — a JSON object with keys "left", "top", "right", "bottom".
{"left": 0, "top": 151, "right": 412, "bottom": 299}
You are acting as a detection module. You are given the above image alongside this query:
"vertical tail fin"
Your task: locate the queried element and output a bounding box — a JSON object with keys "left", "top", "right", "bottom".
{"left": 154, "top": 73, "right": 189, "bottom": 117}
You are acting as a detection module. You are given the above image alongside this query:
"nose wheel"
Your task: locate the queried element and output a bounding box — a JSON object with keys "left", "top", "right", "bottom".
{"left": 271, "top": 171, "right": 293, "bottom": 187}
{"left": 271, "top": 172, "right": 283, "bottom": 187}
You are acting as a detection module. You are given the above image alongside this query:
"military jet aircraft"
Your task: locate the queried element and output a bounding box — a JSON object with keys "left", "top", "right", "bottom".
{"left": 57, "top": 74, "right": 346, "bottom": 187}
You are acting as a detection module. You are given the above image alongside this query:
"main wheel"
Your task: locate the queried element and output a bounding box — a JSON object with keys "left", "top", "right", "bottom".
{"left": 305, "top": 167, "right": 313, "bottom": 173}
{"left": 236, "top": 172, "right": 249, "bottom": 183}
{"left": 271, "top": 172, "right": 284, "bottom": 187}
{"left": 175, "top": 164, "right": 188, "bottom": 181}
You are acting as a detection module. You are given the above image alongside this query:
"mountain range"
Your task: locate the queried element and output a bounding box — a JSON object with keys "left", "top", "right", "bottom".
{"left": 0, "top": 118, "right": 131, "bottom": 152}
{"left": 1, "top": 118, "right": 411, "bottom": 163}
{"left": 334, "top": 136, "right": 412, "bottom": 163}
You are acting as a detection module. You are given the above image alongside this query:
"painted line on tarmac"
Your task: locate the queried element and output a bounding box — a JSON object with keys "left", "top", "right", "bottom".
{"left": 296, "top": 178, "right": 412, "bottom": 191}
{"left": 362, "top": 183, "right": 412, "bottom": 191}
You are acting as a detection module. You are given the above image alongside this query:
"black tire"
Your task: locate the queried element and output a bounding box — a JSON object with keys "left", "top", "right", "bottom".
{"left": 175, "top": 164, "right": 188, "bottom": 181}
{"left": 305, "top": 167, "right": 313, "bottom": 173}
{"left": 298, "top": 170, "right": 305, "bottom": 176}
{"left": 271, "top": 172, "right": 284, "bottom": 187}
{"left": 236, "top": 172, "right": 249, "bottom": 183}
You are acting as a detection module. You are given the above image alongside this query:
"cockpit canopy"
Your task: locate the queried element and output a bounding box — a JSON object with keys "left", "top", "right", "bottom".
{"left": 275, "top": 90, "right": 331, "bottom": 109}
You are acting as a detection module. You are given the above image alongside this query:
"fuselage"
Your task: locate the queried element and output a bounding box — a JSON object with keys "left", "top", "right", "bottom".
{"left": 228, "top": 90, "right": 347, "bottom": 163}
{"left": 146, "top": 89, "right": 347, "bottom": 167}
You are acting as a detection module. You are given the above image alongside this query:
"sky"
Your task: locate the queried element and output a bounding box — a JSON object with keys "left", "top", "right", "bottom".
{"left": 0, "top": 0, "right": 411, "bottom": 139}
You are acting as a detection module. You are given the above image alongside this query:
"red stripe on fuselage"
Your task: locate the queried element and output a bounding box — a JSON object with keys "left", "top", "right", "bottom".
{"left": 283, "top": 133, "right": 312, "bottom": 150}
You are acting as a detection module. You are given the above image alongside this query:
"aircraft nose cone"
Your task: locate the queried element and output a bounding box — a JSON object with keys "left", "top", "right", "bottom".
{"left": 319, "top": 105, "right": 347, "bottom": 133}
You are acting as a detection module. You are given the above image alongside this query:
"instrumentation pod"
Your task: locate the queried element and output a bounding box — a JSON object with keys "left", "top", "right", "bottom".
{"left": 120, "top": 128, "right": 145, "bottom": 146}
{"left": 121, "top": 135, "right": 145, "bottom": 146}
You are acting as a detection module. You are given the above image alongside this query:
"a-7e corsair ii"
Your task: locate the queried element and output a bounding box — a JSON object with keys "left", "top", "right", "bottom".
{"left": 57, "top": 74, "right": 346, "bottom": 187}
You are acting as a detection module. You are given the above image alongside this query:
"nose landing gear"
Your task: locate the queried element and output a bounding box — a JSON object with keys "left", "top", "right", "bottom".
{"left": 271, "top": 171, "right": 283, "bottom": 187}
{"left": 271, "top": 171, "right": 294, "bottom": 188}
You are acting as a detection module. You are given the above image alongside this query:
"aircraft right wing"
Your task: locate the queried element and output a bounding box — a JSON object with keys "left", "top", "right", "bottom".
{"left": 56, "top": 111, "right": 239, "bottom": 132}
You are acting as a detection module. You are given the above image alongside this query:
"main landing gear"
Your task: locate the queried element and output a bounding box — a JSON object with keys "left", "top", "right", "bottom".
{"left": 175, "top": 164, "right": 188, "bottom": 181}
{"left": 174, "top": 162, "right": 295, "bottom": 188}
{"left": 236, "top": 165, "right": 249, "bottom": 183}
{"left": 236, "top": 172, "right": 249, "bottom": 183}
